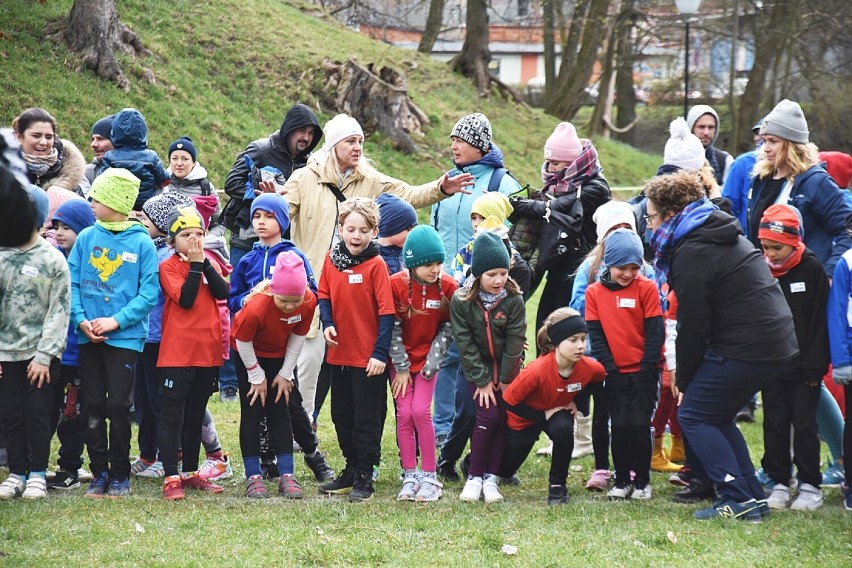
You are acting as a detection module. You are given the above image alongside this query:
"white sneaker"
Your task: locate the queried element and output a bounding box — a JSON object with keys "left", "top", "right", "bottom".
{"left": 790, "top": 483, "right": 824, "bottom": 511}
{"left": 767, "top": 484, "right": 793, "bottom": 509}
{"left": 536, "top": 442, "right": 553, "bottom": 457}
{"left": 22, "top": 477, "right": 47, "bottom": 500}
{"left": 397, "top": 472, "right": 420, "bottom": 501}
{"left": 482, "top": 475, "right": 504, "bottom": 504}
{"left": 136, "top": 461, "right": 165, "bottom": 479}
{"left": 77, "top": 468, "right": 93, "bottom": 483}
{"left": 631, "top": 484, "right": 652, "bottom": 500}
{"left": 0, "top": 474, "right": 26, "bottom": 500}
{"left": 415, "top": 473, "right": 443, "bottom": 502}
{"left": 607, "top": 483, "right": 634, "bottom": 500}
{"left": 459, "top": 476, "right": 483, "bottom": 502}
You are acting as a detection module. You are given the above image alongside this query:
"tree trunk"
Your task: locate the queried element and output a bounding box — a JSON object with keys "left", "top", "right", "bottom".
{"left": 588, "top": 5, "right": 620, "bottom": 139}
{"left": 418, "top": 0, "right": 446, "bottom": 54}
{"left": 46, "top": 0, "right": 151, "bottom": 91}
{"left": 542, "top": 0, "right": 557, "bottom": 104}
{"left": 614, "top": 0, "right": 638, "bottom": 146}
{"left": 449, "top": 0, "right": 491, "bottom": 96}
{"left": 545, "top": 0, "right": 612, "bottom": 120}
{"left": 734, "top": 0, "right": 798, "bottom": 153}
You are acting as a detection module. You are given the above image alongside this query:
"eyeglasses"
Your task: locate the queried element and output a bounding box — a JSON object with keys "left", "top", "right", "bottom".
{"left": 643, "top": 211, "right": 660, "bottom": 225}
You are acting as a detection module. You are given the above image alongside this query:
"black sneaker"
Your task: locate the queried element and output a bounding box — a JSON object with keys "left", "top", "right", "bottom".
{"left": 437, "top": 460, "right": 460, "bottom": 482}
{"left": 460, "top": 453, "right": 471, "bottom": 479}
{"left": 735, "top": 405, "right": 756, "bottom": 423}
{"left": 547, "top": 484, "right": 570, "bottom": 505}
{"left": 348, "top": 472, "right": 374, "bottom": 502}
{"left": 671, "top": 477, "right": 716, "bottom": 504}
{"left": 319, "top": 469, "right": 356, "bottom": 495}
{"left": 304, "top": 451, "right": 335, "bottom": 482}
{"left": 47, "top": 470, "right": 80, "bottom": 491}
{"left": 500, "top": 474, "right": 521, "bottom": 487}
{"left": 261, "top": 461, "right": 279, "bottom": 481}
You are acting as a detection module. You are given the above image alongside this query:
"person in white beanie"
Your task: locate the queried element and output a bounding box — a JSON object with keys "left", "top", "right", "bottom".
{"left": 686, "top": 104, "right": 733, "bottom": 184}
{"left": 748, "top": 98, "right": 852, "bottom": 278}
{"left": 281, "top": 113, "right": 475, "bottom": 441}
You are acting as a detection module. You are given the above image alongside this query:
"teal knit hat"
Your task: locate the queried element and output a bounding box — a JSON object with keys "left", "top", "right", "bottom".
{"left": 403, "top": 225, "right": 445, "bottom": 269}
{"left": 89, "top": 168, "right": 140, "bottom": 215}
{"left": 471, "top": 231, "right": 510, "bottom": 277}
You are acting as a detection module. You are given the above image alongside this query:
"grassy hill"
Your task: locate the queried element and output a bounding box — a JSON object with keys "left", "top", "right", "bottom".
{"left": 1, "top": 0, "right": 660, "bottom": 193}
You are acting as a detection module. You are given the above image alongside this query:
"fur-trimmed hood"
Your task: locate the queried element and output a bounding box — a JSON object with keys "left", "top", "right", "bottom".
{"left": 44, "top": 138, "right": 85, "bottom": 192}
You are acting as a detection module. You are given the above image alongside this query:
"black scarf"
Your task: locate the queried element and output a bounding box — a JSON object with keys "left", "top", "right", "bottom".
{"left": 330, "top": 240, "right": 380, "bottom": 271}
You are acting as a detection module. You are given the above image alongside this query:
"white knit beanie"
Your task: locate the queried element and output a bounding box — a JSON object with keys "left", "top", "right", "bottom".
{"left": 664, "top": 117, "right": 706, "bottom": 172}
{"left": 592, "top": 200, "right": 637, "bottom": 243}
{"left": 760, "top": 99, "right": 809, "bottom": 144}
{"left": 321, "top": 114, "right": 364, "bottom": 152}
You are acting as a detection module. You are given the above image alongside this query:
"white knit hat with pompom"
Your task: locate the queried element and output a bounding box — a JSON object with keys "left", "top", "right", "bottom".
{"left": 663, "top": 117, "right": 705, "bottom": 172}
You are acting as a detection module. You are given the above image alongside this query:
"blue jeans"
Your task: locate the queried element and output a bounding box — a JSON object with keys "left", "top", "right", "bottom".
{"left": 816, "top": 382, "right": 844, "bottom": 463}
{"left": 219, "top": 244, "right": 251, "bottom": 392}
{"left": 432, "top": 342, "right": 459, "bottom": 438}
{"left": 678, "top": 353, "right": 786, "bottom": 503}
{"left": 438, "top": 358, "right": 477, "bottom": 465}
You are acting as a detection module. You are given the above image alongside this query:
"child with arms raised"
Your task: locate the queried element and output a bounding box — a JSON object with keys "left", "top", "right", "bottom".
{"left": 232, "top": 252, "right": 317, "bottom": 498}
{"left": 0, "top": 185, "right": 70, "bottom": 500}
{"left": 389, "top": 225, "right": 457, "bottom": 501}
{"left": 500, "top": 308, "right": 605, "bottom": 505}
{"left": 453, "top": 231, "right": 526, "bottom": 503}
{"left": 318, "top": 197, "right": 395, "bottom": 502}
{"left": 585, "top": 229, "right": 663, "bottom": 500}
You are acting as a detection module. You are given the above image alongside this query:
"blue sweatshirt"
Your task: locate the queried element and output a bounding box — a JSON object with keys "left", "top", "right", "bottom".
{"left": 228, "top": 239, "right": 317, "bottom": 313}
{"left": 68, "top": 222, "right": 159, "bottom": 352}
{"left": 146, "top": 245, "right": 174, "bottom": 343}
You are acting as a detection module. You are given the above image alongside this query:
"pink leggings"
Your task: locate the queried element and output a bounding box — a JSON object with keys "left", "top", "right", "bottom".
{"left": 394, "top": 371, "right": 437, "bottom": 472}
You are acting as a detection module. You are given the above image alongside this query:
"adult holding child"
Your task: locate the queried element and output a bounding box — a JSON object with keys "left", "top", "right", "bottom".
{"left": 644, "top": 170, "right": 798, "bottom": 522}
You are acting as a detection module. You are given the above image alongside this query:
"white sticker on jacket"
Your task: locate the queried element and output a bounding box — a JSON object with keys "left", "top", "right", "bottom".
{"left": 349, "top": 274, "right": 363, "bottom": 284}
{"left": 567, "top": 382, "right": 582, "bottom": 392}
{"left": 426, "top": 299, "right": 441, "bottom": 309}
{"left": 21, "top": 265, "right": 38, "bottom": 277}
{"left": 789, "top": 282, "right": 806, "bottom": 293}
{"left": 287, "top": 315, "right": 302, "bottom": 324}
{"left": 122, "top": 252, "right": 137, "bottom": 263}
{"left": 619, "top": 298, "right": 636, "bottom": 308}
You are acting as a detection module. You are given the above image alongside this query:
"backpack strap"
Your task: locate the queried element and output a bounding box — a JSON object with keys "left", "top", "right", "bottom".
{"left": 488, "top": 168, "right": 507, "bottom": 192}
{"left": 199, "top": 178, "right": 212, "bottom": 196}
{"left": 325, "top": 183, "right": 347, "bottom": 202}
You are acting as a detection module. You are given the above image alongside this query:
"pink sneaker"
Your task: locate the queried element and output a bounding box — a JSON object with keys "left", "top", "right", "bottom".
{"left": 586, "top": 469, "right": 611, "bottom": 491}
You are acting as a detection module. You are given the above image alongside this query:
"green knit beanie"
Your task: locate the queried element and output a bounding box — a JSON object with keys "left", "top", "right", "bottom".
{"left": 471, "top": 231, "right": 510, "bottom": 277}
{"left": 89, "top": 168, "right": 140, "bottom": 215}
{"left": 403, "top": 225, "right": 445, "bottom": 269}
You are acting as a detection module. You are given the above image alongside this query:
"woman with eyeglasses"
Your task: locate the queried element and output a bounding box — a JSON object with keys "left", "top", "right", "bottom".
{"left": 644, "top": 169, "right": 798, "bottom": 522}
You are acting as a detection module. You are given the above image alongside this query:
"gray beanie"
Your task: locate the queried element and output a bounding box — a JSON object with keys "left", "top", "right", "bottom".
{"left": 760, "top": 99, "right": 809, "bottom": 144}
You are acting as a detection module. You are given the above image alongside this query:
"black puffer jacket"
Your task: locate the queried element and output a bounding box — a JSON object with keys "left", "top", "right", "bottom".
{"left": 669, "top": 210, "right": 798, "bottom": 388}
{"left": 223, "top": 104, "right": 322, "bottom": 250}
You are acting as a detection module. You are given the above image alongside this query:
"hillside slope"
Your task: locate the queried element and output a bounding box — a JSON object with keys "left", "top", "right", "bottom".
{"left": 1, "top": 0, "right": 660, "bottom": 190}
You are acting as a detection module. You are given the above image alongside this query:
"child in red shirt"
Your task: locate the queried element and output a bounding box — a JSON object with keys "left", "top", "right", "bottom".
{"left": 501, "top": 308, "right": 605, "bottom": 505}
{"left": 231, "top": 251, "right": 317, "bottom": 499}
{"left": 157, "top": 205, "right": 230, "bottom": 500}
{"left": 586, "top": 228, "right": 663, "bottom": 500}
{"left": 317, "top": 197, "right": 395, "bottom": 502}
{"left": 389, "top": 225, "right": 458, "bottom": 502}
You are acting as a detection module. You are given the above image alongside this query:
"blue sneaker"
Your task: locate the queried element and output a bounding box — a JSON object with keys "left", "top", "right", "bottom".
{"left": 844, "top": 491, "right": 852, "bottom": 512}
{"left": 84, "top": 472, "right": 110, "bottom": 498}
{"left": 822, "top": 463, "right": 846, "bottom": 487}
{"left": 694, "top": 499, "right": 762, "bottom": 522}
{"left": 107, "top": 477, "right": 131, "bottom": 498}
{"left": 755, "top": 467, "right": 773, "bottom": 488}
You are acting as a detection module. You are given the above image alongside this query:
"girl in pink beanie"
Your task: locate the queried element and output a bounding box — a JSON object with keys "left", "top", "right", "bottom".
{"left": 231, "top": 251, "right": 316, "bottom": 499}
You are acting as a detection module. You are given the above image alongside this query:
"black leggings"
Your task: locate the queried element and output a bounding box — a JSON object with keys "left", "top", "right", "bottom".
{"left": 157, "top": 366, "right": 218, "bottom": 477}
{"left": 574, "top": 381, "right": 610, "bottom": 470}
{"left": 0, "top": 359, "right": 56, "bottom": 475}
{"left": 605, "top": 373, "right": 658, "bottom": 487}
{"left": 235, "top": 355, "right": 293, "bottom": 459}
{"left": 499, "top": 410, "right": 575, "bottom": 486}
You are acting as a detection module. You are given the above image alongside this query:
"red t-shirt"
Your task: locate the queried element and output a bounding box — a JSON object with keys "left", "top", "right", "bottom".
{"left": 157, "top": 256, "right": 223, "bottom": 368}
{"left": 585, "top": 275, "right": 662, "bottom": 373}
{"left": 317, "top": 254, "right": 395, "bottom": 367}
{"left": 503, "top": 353, "right": 605, "bottom": 431}
{"left": 390, "top": 272, "right": 458, "bottom": 372}
{"left": 230, "top": 291, "right": 316, "bottom": 358}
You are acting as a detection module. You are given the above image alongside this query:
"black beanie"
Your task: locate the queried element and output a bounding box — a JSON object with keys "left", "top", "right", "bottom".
{"left": 471, "top": 231, "right": 510, "bottom": 278}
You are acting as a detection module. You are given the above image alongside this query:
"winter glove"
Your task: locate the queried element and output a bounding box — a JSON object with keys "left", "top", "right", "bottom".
{"left": 833, "top": 365, "right": 852, "bottom": 386}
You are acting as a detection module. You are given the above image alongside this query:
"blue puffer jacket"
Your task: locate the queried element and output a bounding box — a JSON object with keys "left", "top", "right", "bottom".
{"left": 430, "top": 144, "right": 520, "bottom": 268}
{"left": 228, "top": 240, "right": 317, "bottom": 313}
{"left": 99, "top": 108, "right": 168, "bottom": 210}
{"left": 747, "top": 164, "right": 852, "bottom": 275}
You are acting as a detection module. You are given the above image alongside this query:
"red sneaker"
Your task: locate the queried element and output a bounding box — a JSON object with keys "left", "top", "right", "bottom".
{"left": 163, "top": 476, "right": 185, "bottom": 500}
{"left": 181, "top": 473, "right": 224, "bottom": 493}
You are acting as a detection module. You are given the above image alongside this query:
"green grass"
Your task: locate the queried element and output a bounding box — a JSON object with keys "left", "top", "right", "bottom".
{"left": 1, "top": 402, "right": 849, "bottom": 566}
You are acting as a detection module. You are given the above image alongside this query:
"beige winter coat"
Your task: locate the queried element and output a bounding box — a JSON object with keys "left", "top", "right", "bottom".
{"left": 282, "top": 152, "right": 446, "bottom": 335}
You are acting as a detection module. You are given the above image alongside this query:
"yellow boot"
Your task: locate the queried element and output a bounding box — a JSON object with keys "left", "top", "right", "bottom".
{"left": 651, "top": 437, "right": 682, "bottom": 472}
{"left": 668, "top": 436, "right": 686, "bottom": 464}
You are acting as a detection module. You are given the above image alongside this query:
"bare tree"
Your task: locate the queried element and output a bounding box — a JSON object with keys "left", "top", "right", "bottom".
{"left": 46, "top": 0, "right": 151, "bottom": 91}
{"left": 418, "top": 0, "right": 447, "bottom": 53}
{"left": 542, "top": 0, "right": 558, "bottom": 103}
{"left": 450, "top": 0, "right": 492, "bottom": 96}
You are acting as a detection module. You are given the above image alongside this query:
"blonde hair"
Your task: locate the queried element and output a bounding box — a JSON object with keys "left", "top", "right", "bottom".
{"left": 698, "top": 163, "right": 721, "bottom": 199}
{"left": 753, "top": 139, "right": 820, "bottom": 180}
{"left": 243, "top": 279, "right": 273, "bottom": 305}
{"left": 326, "top": 144, "right": 381, "bottom": 179}
{"left": 537, "top": 307, "right": 582, "bottom": 354}
{"left": 338, "top": 196, "right": 380, "bottom": 229}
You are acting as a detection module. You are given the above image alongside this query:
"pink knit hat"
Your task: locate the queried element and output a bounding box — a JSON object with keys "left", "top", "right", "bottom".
{"left": 190, "top": 194, "right": 219, "bottom": 230}
{"left": 544, "top": 122, "right": 583, "bottom": 163}
{"left": 45, "top": 186, "right": 78, "bottom": 229}
{"left": 270, "top": 251, "right": 308, "bottom": 296}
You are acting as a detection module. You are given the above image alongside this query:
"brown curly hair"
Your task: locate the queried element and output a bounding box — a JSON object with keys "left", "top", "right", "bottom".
{"left": 643, "top": 170, "right": 706, "bottom": 217}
